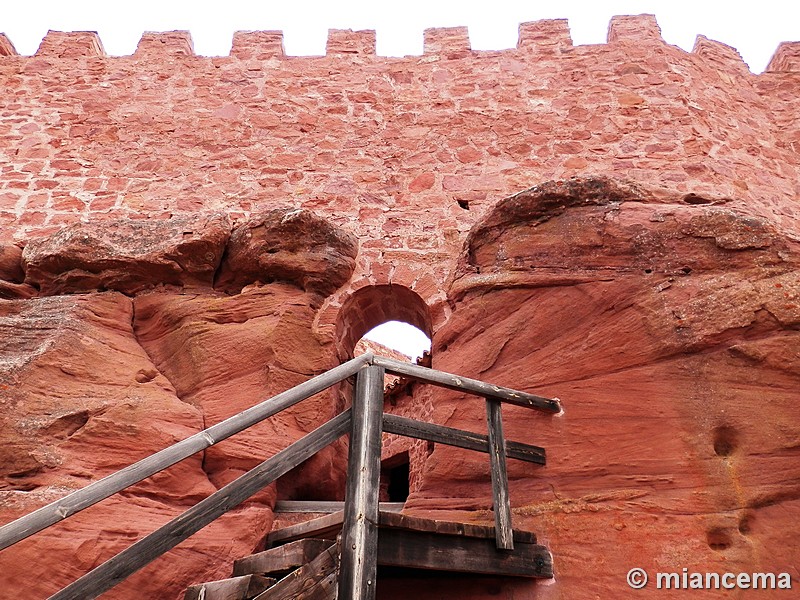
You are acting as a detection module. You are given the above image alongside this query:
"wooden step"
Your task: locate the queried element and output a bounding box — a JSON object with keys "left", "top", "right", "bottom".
{"left": 266, "top": 511, "right": 346, "bottom": 547}
{"left": 252, "top": 543, "right": 338, "bottom": 600}
{"left": 233, "top": 539, "right": 335, "bottom": 577}
{"left": 377, "top": 527, "right": 552, "bottom": 578}
{"left": 266, "top": 509, "right": 538, "bottom": 547}
{"left": 274, "top": 500, "right": 404, "bottom": 513}
{"left": 184, "top": 574, "right": 276, "bottom": 600}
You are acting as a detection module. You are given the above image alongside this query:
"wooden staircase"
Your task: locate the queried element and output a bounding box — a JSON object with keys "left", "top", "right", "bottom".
{"left": 0, "top": 353, "right": 561, "bottom": 600}
{"left": 184, "top": 511, "right": 553, "bottom": 600}
{"left": 185, "top": 539, "right": 338, "bottom": 600}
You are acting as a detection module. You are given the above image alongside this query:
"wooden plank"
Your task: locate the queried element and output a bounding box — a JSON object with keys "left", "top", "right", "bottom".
{"left": 253, "top": 544, "right": 338, "bottom": 600}
{"left": 266, "top": 512, "right": 345, "bottom": 547}
{"left": 184, "top": 575, "right": 275, "bottom": 600}
{"left": 377, "top": 512, "right": 536, "bottom": 544}
{"left": 377, "top": 528, "right": 553, "bottom": 578}
{"left": 49, "top": 411, "right": 353, "bottom": 600}
{"left": 295, "top": 571, "right": 337, "bottom": 600}
{"left": 233, "top": 539, "right": 335, "bottom": 577}
{"left": 382, "top": 414, "right": 545, "bottom": 465}
{"left": 0, "top": 353, "right": 372, "bottom": 552}
{"left": 267, "top": 510, "right": 537, "bottom": 545}
{"left": 372, "top": 355, "right": 561, "bottom": 413}
{"left": 337, "top": 365, "right": 384, "bottom": 600}
{"left": 486, "top": 399, "right": 513, "bottom": 550}
{"left": 274, "top": 501, "right": 405, "bottom": 513}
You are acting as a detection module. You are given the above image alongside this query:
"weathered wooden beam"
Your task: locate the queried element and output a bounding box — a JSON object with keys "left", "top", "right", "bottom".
{"left": 233, "top": 539, "right": 335, "bottom": 577}
{"left": 382, "top": 414, "right": 545, "bottom": 465}
{"left": 371, "top": 355, "right": 561, "bottom": 413}
{"left": 337, "top": 365, "right": 385, "bottom": 600}
{"left": 0, "top": 353, "right": 372, "bottom": 552}
{"left": 183, "top": 574, "right": 275, "bottom": 600}
{"left": 48, "top": 410, "right": 353, "bottom": 600}
{"left": 267, "top": 510, "right": 538, "bottom": 546}
{"left": 486, "top": 399, "right": 513, "bottom": 550}
{"left": 377, "top": 528, "right": 553, "bottom": 578}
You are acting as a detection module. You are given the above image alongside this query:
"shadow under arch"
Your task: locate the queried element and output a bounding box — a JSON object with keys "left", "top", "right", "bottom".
{"left": 336, "top": 284, "right": 432, "bottom": 360}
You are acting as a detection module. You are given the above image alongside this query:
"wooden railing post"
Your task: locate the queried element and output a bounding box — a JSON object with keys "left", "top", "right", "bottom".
{"left": 338, "top": 364, "right": 385, "bottom": 600}
{"left": 486, "top": 398, "right": 514, "bottom": 550}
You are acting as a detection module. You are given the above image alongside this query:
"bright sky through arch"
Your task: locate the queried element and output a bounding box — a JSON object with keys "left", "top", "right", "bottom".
{"left": 363, "top": 321, "right": 431, "bottom": 362}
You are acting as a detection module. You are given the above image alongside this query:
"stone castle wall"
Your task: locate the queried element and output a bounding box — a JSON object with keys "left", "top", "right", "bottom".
{"left": 1, "top": 15, "right": 799, "bottom": 331}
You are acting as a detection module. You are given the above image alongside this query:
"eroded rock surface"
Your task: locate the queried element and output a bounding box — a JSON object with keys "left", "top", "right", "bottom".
{"left": 22, "top": 213, "right": 230, "bottom": 295}
{"left": 0, "top": 243, "right": 34, "bottom": 299}
{"left": 132, "top": 284, "right": 347, "bottom": 498}
{"left": 215, "top": 208, "right": 358, "bottom": 299}
{"left": 0, "top": 293, "right": 269, "bottom": 598}
{"left": 406, "top": 177, "right": 800, "bottom": 599}
{"left": 0, "top": 205, "right": 360, "bottom": 599}
{"left": 3, "top": 175, "right": 799, "bottom": 599}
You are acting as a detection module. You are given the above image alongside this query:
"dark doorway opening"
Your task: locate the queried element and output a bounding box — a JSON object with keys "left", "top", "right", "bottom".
{"left": 380, "top": 452, "right": 410, "bottom": 503}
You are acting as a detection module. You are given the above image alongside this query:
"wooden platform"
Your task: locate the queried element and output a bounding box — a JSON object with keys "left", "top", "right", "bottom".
{"left": 266, "top": 510, "right": 552, "bottom": 579}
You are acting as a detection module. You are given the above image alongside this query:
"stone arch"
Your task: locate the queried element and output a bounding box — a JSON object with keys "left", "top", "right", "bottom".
{"left": 335, "top": 284, "right": 432, "bottom": 359}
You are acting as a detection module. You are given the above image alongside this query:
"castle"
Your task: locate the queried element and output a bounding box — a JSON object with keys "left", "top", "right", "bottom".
{"left": 1, "top": 14, "right": 798, "bottom": 598}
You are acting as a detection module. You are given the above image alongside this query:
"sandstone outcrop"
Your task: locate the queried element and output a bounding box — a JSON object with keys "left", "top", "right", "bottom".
{"left": 0, "top": 209, "right": 355, "bottom": 598}
{"left": 215, "top": 208, "right": 358, "bottom": 299}
{"left": 133, "top": 284, "right": 347, "bottom": 498}
{"left": 0, "top": 293, "right": 269, "bottom": 598}
{"left": 22, "top": 213, "right": 231, "bottom": 295}
{"left": 405, "top": 176, "right": 800, "bottom": 598}
{"left": 0, "top": 243, "right": 34, "bottom": 299}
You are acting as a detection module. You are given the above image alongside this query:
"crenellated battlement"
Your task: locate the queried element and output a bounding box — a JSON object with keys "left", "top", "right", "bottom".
{"left": 766, "top": 41, "right": 800, "bottom": 72}
{"left": 691, "top": 35, "right": 750, "bottom": 75}
{"left": 0, "top": 14, "right": 796, "bottom": 75}
{"left": 606, "top": 14, "right": 662, "bottom": 43}
{"left": 231, "top": 31, "right": 285, "bottom": 60}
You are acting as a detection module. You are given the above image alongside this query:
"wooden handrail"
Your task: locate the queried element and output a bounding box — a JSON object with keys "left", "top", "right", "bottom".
{"left": 0, "top": 353, "right": 372, "bottom": 551}
{"left": 49, "top": 410, "right": 353, "bottom": 600}
{"left": 382, "top": 413, "right": 545, "bottom": 465}
{"left": 372, "top": 355, "right": 562, "bottom": 413}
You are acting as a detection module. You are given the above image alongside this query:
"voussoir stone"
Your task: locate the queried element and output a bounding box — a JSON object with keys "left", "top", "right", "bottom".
{"left": 216, "top": 208, "right": 357, "bottom": 297}
{"left": 22, "top": 213, "right": 231, "bottom": 295}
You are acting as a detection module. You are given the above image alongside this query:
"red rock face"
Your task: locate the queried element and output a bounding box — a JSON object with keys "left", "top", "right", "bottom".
{"left": 0, "top": 243, "right": 34, "bottom": 299}
{"left": 215, "top": 208, "right": 358, "bottom": 300}
{"left": 22, "top": 213, "right": 230, "bottom": 295}
{"left": 0, "top": 293, "right": 269, "bottom": 598}
{"left": 0, "top": 210, "right": 356, "bottom": 598}
{"left": 402, "top": 177, "right": 800, "bottom": 599}
{"left": 132, "top": 285, "right": 347, "bottom": 498}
